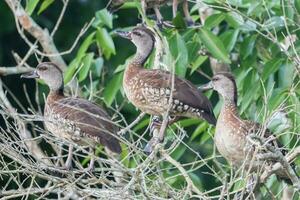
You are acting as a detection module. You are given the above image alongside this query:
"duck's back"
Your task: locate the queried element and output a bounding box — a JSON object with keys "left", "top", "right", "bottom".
{"left": 123, "top": 68, "right": 216, "bottom": 125}
{"left": 45, "top": 96, "right": 121, "bottom": 154}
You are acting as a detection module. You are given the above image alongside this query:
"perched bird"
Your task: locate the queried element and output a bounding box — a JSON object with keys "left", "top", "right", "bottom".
{"left": 108, "top": 0, "right": 193, "bottom": 26}
{"left": 21, "top": 62, "right": 121, "bottom": 170}
{"left": 117, "top": 26, "right": 216, "bottom": 152}
{"left": 200, "top": 72, "right": 296, "bottom": 184}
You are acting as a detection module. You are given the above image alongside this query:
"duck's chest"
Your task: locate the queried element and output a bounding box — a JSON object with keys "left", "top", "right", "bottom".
{"left": 123, "top": 69, "right": 170, "bottom": 115}
{"left": 123, "top": 73, "right": 149, "bottom": 110}
{"left": 215, "top": 110, "right": 246, "bottom": 165}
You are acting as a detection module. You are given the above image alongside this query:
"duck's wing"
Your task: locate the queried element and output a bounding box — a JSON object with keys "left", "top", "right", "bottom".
{"left": 137, "top": 69, "right": 216, "bottom": 125}
{"left": 51, "top": 97, "right": 121, "bottom": 153}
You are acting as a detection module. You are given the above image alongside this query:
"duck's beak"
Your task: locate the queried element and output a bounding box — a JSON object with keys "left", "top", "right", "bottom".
{"left": 199, "top": 81, "right": 213, "bottom": 92}
{"left": 21, "top": 70, "right": 39, "bottom": 79}
{"left": 116, "top": 30, "right": 132, "bottom": 40}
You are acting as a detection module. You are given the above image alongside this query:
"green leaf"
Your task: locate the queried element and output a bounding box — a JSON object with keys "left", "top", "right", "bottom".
{"left": 296, "top": 0, "right": 300, "bottom": 14}
{"left": 25, "top": 0, "right": 39, "bottom": 15}
{"left": 169, "top": 32, "right": 188, "bottom": 77}
{"left": 172, "top": 13, "right": 187, "bottom": 29}
{"left": 225, "top": 12, "right": 244, "bottom": 28}
{"left": 118, "top": 2, "right": 140, "bottom": 9}
{"left": 103, "top": 72, "right": 123, "bottom": 106}
{"left": 263, "top": 17, "right": 285, "bottom": 30}
{"left": 268, "top": 88, "right": 288, "bottom": 110}
{"left": 261, "top": 58, "right": 283, "bottom": 81}
{"left": 133, "top": 118, "right": 150, "bottom": 132}
{"left": 279, "top": 61, "right": 294, "bottom": 88}
{"left": 96, "top": 28, "right": 116, "bottom": 59}
{"left": 64, "top": 58, "right": 80, "bottom": 84}
{"left": 240, "top": 20, "right": 257, "bottom": 32}
{"left": 170, "top": 145, "right": 186, "bottom": 160}
{"left": 190, "top": 123, "right": 209, "bottom": 141}
{"left": 189, "top": 172, "right": 203, "bottom": 190}
{"left": 220, "top": 29, "right": 239, "bottom": 53}
{"left": 198, "top": 28, "right": 231, "bottom": 63}
{"left": 204, "top": 13, "right": 225, "bottom": 29}
{"left": 79, "top": 53, "right": 94, "bottom": 82}
{"left": 190, "top": 56, "right": 208, "bottom": 75}
{"left": 38, "top": 0, "right": 54, "bottom": 14}
{"left": 240, "top": 35, "right": 256, "bottom": 59}
{"left": 241, "top": 82, "right": 260, "bottom": 113}
{"left": 92, "top": 57, "right": 104, "bottom": 77}
{"left": 94, "top": 9, "right": 113, "bottom": 29}
{"left": 77, "top": 32, "right": 95, "bottom": 58}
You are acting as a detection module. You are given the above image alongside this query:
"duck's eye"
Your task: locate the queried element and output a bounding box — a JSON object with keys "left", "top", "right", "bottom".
{"left": 132, "top": 31, "right": 142, "bottom": 36}
{"left": 212, "top": 77, "right": 220, "bottom": 81}
{"left": 38, "top": 66, "right": 48, "bottom": 71}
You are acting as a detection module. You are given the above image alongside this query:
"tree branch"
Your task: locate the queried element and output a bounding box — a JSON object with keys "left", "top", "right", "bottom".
{"left": 0, "top": 66, "right": 34, "bottom": 76}
{"left": 5, "top": 0, "right": 67, "bottom": 70}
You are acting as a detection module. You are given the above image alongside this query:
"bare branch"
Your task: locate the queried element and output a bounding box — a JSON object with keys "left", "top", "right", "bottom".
{"left": 0, "top": 66, "right": 34, "bottom": 76}
{"left": 5, "top": 0, "right": 67, "bottom": 70}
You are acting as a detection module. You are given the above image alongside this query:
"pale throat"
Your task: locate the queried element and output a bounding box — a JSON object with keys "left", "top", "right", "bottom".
{"left": 133, "top": 42, "right": 154, "bottom": 64}
{"left": 220, "top": 88, "right": 236, "bottom": 106}
{"left": 48, "top": 77, "right": 64, "bottom": 92}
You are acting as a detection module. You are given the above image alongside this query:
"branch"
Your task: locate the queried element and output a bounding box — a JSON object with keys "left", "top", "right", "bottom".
{"left": 0, "top": 79, "right": 52, "bottom": 166}
{"left": 5, "top": 0, "right": 67, "bottom": 70}
{"left": 161, "top": 149, "right": 209, "bottom": 199}
{"left": 247, "top": 134, "right": 300, "bottom": 190}
{"left": 0, "top": 66, "right": 34, "bottom": 76}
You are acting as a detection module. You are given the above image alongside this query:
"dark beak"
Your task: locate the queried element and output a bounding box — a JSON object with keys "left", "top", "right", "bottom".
{"left": 199, "top": 81, "right": 213, "bottom": 92}
{"left": 21, "top": 70, "right": 39, "bottom": 79}
{"left": 116, "top": 30, "right": 132, "bottom": 40}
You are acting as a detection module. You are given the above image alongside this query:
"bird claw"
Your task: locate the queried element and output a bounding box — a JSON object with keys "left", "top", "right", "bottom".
{"left": 150, "top": 116, "right": 162, "bottom": 135}
{"left": 185, "top": 19, "right": 194, "bottom": 27}
{"left": 143, "top": 142, "right": 154, "bottom": 155}
{"left": 155, "top": 20, "right": 175, "bottom": 29}
{"left": 143, "top": 137, "right": 161, "bottom": 155}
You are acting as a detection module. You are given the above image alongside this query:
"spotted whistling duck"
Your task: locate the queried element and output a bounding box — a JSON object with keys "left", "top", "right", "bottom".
{"left": 21, "top": 62, "right": 121, "bottom": 170}
{"left": 201, "top": 72, "right": 295, "bottom": 183}
{"left": 117, "top": 26, "right": 216, "bottom": 151}
{"left": 108, "top": 0, "right": 193, "bottom": 25}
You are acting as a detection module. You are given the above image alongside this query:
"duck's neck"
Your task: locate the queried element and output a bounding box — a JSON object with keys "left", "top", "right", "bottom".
{"left": 47, "top": 87, "right": 65, "bottom": 105}
{"left": 220, "top": 97, "right": 238, "bottom": 118}
{"left": 132, "top": 51, "right": 151, "bottom": 66}
{"left": 124, "top": 47, "right": 153, "bottom": 80}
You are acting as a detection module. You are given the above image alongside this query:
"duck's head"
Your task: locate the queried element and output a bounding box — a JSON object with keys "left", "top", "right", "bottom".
{"left": 21, "top": 62, "right": 63, "bottom": 91}
{"left": 200, "top": 72, "right": 237, "bottom": 104}
{"left": 116, "top": 26, "right": 155, "bottom": 58}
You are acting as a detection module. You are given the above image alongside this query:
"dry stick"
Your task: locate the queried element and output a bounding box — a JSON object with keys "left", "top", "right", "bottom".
{"left": 4, "top": 0, "right": 91, "bottom": 92}
{"left": 287, "top": 146, "right": 300, "bottom": 162}
{"left": 50, "top": 0, "right": 69, "bottom": 37}
{"left": 0, "top": 80, "right": 52, "bottom": 166}
{"left": 0, "top": 66, "right": 34, "bottom": 76}
{"left": 118, "top": 112, "right": 146, "bottom": 135}
{"left": 5, "top": 0, "right": 66, "bottom": 69}
{"left": 248, "top": 135, "right": 300, "bottom": 191}
{"left": 161, "top": 150, "right": 209, "bottom": 199}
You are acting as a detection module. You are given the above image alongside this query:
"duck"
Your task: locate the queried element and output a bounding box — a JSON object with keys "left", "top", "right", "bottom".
{"left": 200, "top": 72, "right": 296, "bottom": 184}
{"left": 108, "top": 0, "right": 193, "bottom": 26}
{"left": 116, "top": 26, "right": 216, "bottom": 152}
{"left": 21, "top": 62, "right": 122, "bottom": 170}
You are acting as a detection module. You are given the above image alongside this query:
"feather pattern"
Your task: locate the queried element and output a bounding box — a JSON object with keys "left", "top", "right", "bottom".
{"left": 213, "top": 73, "right": 296, "bottom": 184}
{"left": 45, "top": 92, "right": 121, "bottom": 154}
{"left": 123, "top": 65, "right": 216, "bottom": 125}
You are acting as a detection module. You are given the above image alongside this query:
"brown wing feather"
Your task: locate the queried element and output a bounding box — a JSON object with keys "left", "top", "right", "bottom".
{"left": 137, "top": 69, "right": 216, "bottom": 125}
{"left": 50, "top": 97, "right": 121, "bottom": 154}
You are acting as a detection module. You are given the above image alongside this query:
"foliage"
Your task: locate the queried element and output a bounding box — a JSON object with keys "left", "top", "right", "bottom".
{"left": 0, "top": 0, "right": 299, "bottom": 199}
